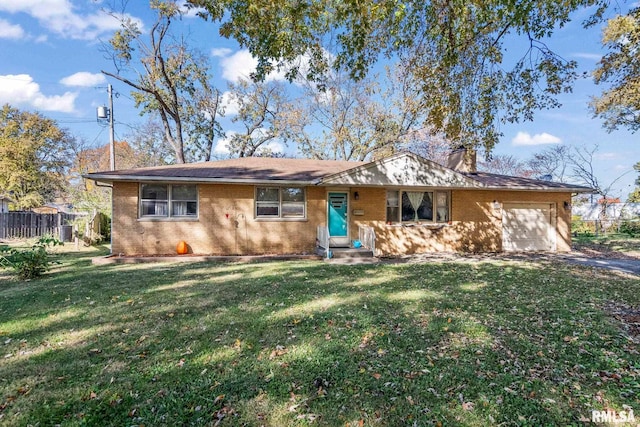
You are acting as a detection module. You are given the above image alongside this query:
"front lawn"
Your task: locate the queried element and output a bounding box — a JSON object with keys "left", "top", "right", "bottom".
{"left": 573, "top": 234, "right": 640, "bottom": 258}
{"left": 0, "top": 250, "right": 638, "bottom": 426}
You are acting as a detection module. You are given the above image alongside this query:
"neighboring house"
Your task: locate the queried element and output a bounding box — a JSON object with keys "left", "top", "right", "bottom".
{"left": 0, "top": 195, "right": 13, "bottom": 213}
{"left": 84, "top": 150, "right": 592, "bottom": 256}
{"left": 31, "top": 203, "right": 75, "bottom": 214}
{"left": 573, "top": 203, "right": 640, "bottom": 221}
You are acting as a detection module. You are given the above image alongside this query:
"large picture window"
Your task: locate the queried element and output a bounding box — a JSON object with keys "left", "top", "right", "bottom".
{"left": 386, "top": 190, "right": 449, "bottom": 223}
{"left": 256, "top": 187, "right": 305, "bottom": 218}
{"left": 140, "top": 184, "right": 198, "bottom": 218}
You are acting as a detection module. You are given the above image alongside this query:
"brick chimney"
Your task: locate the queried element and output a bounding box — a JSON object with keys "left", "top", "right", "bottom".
{"left": 446, "top": 147, "right": 477, "bottom": 173}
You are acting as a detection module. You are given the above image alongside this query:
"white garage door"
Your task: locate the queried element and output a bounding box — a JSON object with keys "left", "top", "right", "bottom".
{"left": 502, "top": 203, "right": 556, "bottom": 252}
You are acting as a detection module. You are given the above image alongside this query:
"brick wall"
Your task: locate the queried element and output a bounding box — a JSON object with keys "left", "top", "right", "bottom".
{"left": 111, "top": 182, "right": 572, "bottom": 255}
{"left": 345, "top": 188, "right": 572, "bottom": 254}
{"left": 111, "top": 183, "right": 324, "bottom": 255}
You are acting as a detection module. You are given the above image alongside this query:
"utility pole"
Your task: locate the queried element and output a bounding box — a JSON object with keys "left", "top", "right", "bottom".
{"left": 108, "top": 84, "right": 115, "bottom": 171}
{"left": 97, "top": 85, "right": 116, "bottom": 171}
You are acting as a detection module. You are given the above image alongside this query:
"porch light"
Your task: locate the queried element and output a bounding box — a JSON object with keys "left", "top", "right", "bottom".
{"left": 353, "top": 191, "right": 359, "bottom": 200}
{"left": 563, "top": 201, "right": 571, "bottom": 211}
{"left": 492, "top": 200, "right": 501, "bottom": 210}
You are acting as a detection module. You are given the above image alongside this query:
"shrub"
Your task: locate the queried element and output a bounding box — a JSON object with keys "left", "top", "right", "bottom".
{"left": 619, "top": 220, "right": 640, "bottom": 237}
{"left": 571, "top": 216, "right": 594, "bottom": 235}
{"left": 0, "top": 236, "right": 63, "bottom": 280}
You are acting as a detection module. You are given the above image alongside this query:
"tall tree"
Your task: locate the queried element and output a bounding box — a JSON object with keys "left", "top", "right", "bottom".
{"left": 478, "top": 154, "right": 534, "bottom": 177}
{"left": 626, "top": 161, "right": 640, "bottom": 202}
{"left": 0, "top": 105, "right": 74, "bottom": 210}
{"left": 591, "top": 7, "right": 640, "bottom": 132}
{"left": 282, "top": 66, "right": 421, "bottom": 161}
{"left": 189, "top": 0, "right": 607, "bottom": 154}
{"left": 224, "top": 79, "right": 288, "bottom": 157}
{"left": 526, "top": 145, "right": 573, "bottom": 182}
{"left": 102, "top": 0, "right": 223, "bottom": 163}
{"left": 125, "top": 117, "right": 175, "bottom": 166}
{"left": 403, "top": 129, "right": 453, "bottom": 166}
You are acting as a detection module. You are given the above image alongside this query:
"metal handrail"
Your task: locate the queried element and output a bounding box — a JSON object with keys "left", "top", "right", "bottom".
{"left": 358, "top": 225, "right": 376, "bottom": 255}
{"left": 317, "top": 225, "right": 330, "bottom": 255}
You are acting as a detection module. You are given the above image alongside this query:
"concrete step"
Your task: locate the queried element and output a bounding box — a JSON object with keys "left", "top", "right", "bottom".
{"left": 317, "top": 247, "right": 374, "bottom": 259}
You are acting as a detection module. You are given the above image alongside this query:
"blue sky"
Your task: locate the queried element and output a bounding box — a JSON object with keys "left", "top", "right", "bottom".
{"left": 0, "top": 1, "right": 638, "bottom": 198}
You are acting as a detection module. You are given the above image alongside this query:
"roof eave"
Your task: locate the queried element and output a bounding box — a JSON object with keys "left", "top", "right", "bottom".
{"left": 83, "top": 174, "right": 319, "bottom": 186}
{"left": 481, "top": 185, "right": 594, "bottom": 193}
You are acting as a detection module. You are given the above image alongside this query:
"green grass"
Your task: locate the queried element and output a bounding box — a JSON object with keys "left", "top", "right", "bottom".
{"left": 573, "top": 233, "right": 640, "bottom": 255}
{"left": 1, "top": 248, "right": 639, "bottom": 426}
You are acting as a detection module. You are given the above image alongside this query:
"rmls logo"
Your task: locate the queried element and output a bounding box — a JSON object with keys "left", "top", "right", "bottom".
{"left": 591, "top": 409, "right": 635, "bottom": 423}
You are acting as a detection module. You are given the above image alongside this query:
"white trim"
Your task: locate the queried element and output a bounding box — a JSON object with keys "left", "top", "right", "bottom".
{"left": 254, "top": 186, "right": 307, "bottom": 220}
{"left": 138, "top": 183, "right": 199, "bottom": 219}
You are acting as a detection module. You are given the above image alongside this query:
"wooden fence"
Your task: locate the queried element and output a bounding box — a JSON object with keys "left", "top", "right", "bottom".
{"left": 0, "top": 212, "right": 85, "bottom": 240}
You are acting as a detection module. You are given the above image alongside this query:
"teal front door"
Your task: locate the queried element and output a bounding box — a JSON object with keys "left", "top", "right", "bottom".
{"left": 328, "top": 192, "right": 349, "bottom": 246}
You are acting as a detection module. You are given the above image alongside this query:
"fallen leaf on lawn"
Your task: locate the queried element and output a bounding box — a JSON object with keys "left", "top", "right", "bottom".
{"left": 214, "top": 394, "right": 225, "bottom": 404}
{"left": 372, "top": 373, "right": 382, "bottom": 380}
{"left": 462, "top": 401, "right": 474, "bottom": 411}
{"left": 177, "top": 358, "right": 185, "bottom": 367}
{"left": 269, "top": 345, "right": 288, "bottom": 359}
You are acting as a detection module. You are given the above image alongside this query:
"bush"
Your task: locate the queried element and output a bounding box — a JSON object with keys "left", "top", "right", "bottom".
{"left": 571, "top": 216, "right": 594, "bottom": 236}
{"left": 0, "top": 236, "right": 63, "bottom": 280}
{"left": 619, "top": 220, "right": 640, "bottom": 237}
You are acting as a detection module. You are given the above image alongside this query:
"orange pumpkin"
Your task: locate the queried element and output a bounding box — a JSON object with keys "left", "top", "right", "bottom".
{"left": 176, "top": 241, "right": 188, "bottom": 255}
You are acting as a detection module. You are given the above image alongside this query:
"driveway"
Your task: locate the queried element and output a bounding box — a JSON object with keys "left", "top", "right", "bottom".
{"left": 377, "top": 250, "right": 640, "bottom": 277}
{"left": 558, "top": 253, "right": 640, "bottom": 276}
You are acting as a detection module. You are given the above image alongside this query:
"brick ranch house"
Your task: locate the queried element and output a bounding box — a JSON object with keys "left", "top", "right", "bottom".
{"left": 84, "top": 150, "right": 591, "bottom": 256}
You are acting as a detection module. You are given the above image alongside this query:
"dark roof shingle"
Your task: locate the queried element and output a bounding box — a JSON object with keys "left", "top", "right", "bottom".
{"left": 86, "top": 157, "right": 366, "bottom": 183}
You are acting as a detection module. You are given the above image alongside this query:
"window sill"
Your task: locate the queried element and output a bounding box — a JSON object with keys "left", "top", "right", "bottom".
{"left": 386, "top": 222, "right": 450, "bottom": 228}
{"left": 255, "top": 217, "right": 308, "bottom": 222}
{"left": 137, "top": 217, "right": 199, "bottom": 222}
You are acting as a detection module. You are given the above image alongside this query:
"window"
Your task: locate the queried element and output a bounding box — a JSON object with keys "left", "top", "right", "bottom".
{"left": 386, "top": 190, "right": 449, "bottom": 223}
{"left": 386, "top": 190, "right": 399, "bottom": 223}
{"left": 140, "top": 184, "right": 197, "bottom": 218}
{"left": 256, "top": 187, "right": 305, "bottom": 218}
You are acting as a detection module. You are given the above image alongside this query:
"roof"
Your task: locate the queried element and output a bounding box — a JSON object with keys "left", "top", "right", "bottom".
{"left": 462, "top": 172, "right": 593, "bottom": 192}
{"left": 85, "top": 157, "right": 366, "bottom": 185}
{"left": 84, "top": 153, "right": 593, "bottom": 193}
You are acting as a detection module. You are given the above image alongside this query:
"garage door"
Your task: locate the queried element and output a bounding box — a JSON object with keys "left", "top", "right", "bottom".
{"left": 502, "top": 203, "right": 556, "bottom": 252}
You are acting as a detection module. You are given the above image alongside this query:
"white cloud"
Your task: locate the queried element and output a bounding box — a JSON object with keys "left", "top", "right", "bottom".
{"left": 0, "top": 18, "right": 24, "bottom": 39}
{"left": 219, "top": 50, "right": 259, "bottom": 82}
{"left": 594, "top": 152, "right": 619, "bottom": 160}
{"left": 263, "top": 140, "right": 284, "bottom": 154}
{"left": 572, "top": 52, "right": 602, "bottom": 61}
{"left": 180, "top": 4, "right": 205, "bottom": 18}
{"left": 0, "top": 0, "right": 142, "bottom": 40}
{"left": 60, "top": 72, "right": 106, "bottom": 87}
{"left": 213, "top": 131, "right": 284, "bottom": 155}
{"left": 218, "top": 49, "right": 288, "bottom": 83}
{"left": 211, "top": 47, "right": 233, "bottom": 58}
{"left": 214, "top": 132, "right": 235, "bottom": 154}
{"left": 512, "top": 131, "right": 562, "bottom": 146}
{"left": 0, "top": 74, "right": 77, "bottom": 113}
{"left": 220, "top": 91, "right": 240, "bottom": 116}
